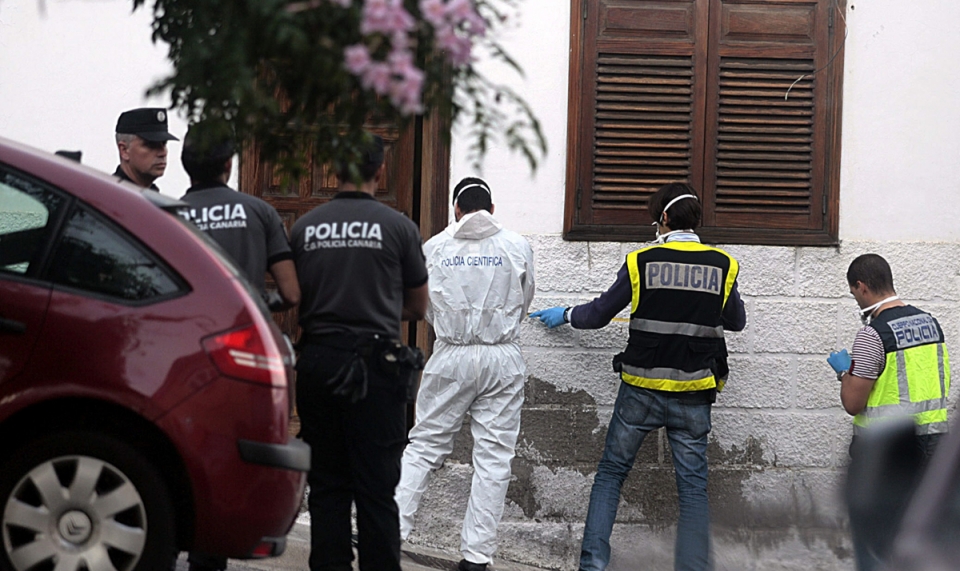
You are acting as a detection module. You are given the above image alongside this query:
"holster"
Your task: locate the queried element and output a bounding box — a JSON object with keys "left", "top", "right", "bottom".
{"left": 376, "top": 339, "right": 425, "bottom": 403}
{"left": 302, "top": 333, "right": 424, "bottom": 403}
{"left": 612, "top": 352, "right": 625, "bottom": 374}
{"left": 710, "top": 343, "right": 730, "bottom": 392}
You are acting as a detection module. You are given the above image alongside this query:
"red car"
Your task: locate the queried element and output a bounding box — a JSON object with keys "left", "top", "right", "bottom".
{"left": 0, "top": 136, "right": 308, "bottom": 571}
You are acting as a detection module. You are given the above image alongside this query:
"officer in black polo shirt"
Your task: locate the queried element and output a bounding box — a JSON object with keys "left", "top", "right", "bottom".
{"left": 177, "top": 129, "right": 300, "bottom": 571}
{"left": 113, "top": 107, "right": 179, "bottom": 191}
{"left": 177, "top": 127, "right": 300, "bottom": 310}
{"left": 291, "top": 133, "right": 428, "bottom": 571}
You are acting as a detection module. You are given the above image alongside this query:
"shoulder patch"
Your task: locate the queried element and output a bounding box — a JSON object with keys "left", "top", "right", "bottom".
{"left": 886, "top": 313, "right": 942, "bottom": 349}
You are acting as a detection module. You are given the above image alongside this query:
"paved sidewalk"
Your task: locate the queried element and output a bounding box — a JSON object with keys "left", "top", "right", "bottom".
{"left": 174, "top": 522, "right": 544, "bottom": 571}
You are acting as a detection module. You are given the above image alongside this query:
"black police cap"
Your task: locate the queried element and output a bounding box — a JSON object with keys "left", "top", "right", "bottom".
{"left": 116, "top": 108, "right": 179, "bottom": 142}
{"left": 181, "top": 126, "right": 236, "bottom": 171}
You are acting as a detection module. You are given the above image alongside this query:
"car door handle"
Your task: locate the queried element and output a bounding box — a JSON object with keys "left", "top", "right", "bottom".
{"left": 0, "top": 318, "right": 26, "bottom": 334}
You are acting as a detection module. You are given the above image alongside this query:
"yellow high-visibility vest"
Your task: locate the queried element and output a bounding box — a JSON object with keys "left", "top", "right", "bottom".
{"left": 853, "top": 306, "right": 950, "bottom": 435}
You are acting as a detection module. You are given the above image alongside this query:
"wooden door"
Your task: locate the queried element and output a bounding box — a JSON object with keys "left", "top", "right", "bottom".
{"left": 238, "top": 116, "right": 450, "bottom": 349}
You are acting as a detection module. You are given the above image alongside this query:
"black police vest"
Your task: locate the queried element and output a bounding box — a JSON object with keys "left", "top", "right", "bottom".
{"left": 618, "top": 241, "right": 738, "bottom": 392}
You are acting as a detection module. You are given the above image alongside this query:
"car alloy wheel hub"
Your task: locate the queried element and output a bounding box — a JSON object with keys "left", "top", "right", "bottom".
{"left": 57, "top": 510, "right": 93, "bottom": 545}
{"left": 3, "top": 455, "right": 148, "bottom": 571}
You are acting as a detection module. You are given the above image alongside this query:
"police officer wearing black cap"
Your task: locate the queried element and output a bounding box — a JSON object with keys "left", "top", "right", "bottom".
{"left": 291, "top": 133, "right": 428, "bottom": 571}
{"left": 114, "top": 107, "right": 179, "bottom": 191}
{"left": 177, "top": 127, "right": 300, "bottom": 313}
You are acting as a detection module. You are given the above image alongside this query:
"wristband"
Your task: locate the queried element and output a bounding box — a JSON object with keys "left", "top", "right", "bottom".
{"left": 837, "top": 369, "right": 848, "bottom": 382}
{"left": 563, "top": 307, "right": 571, "bottom": 323}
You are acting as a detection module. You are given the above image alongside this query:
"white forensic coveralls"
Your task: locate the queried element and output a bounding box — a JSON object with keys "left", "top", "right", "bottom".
{"left": 395, "top": 209, "right": 535, "bottom": 565}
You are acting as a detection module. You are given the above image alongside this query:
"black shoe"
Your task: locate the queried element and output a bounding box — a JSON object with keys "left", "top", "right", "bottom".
{"left": 187, "top": 553, "right": 226, "bottom": 571}
{"left": 458, "top": 559, "right": 488, "bottom": 571}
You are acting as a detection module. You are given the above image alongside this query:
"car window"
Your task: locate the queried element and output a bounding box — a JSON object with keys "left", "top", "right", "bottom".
{"left": 0, "top": 170, "right": 64, "bottom": 275}
{"left": 48, "top": 207, "right": 183, "bottom": 302}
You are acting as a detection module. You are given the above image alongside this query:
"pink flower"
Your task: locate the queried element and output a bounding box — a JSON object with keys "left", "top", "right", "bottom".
{"left": 383, "top": 45, "right": 425, "bottom": 113}
{"left": 361, "top": 0, "right": 415, "bottom": 35}
{"left": 390, "top": 67, "right": 425, "bottom": 114}
{"left": 419, "top": 0, "right": 447, "bottom": 27}
{"left": 343, "top": 44, "right": 372, "bottom": 75}
{"left": 361, "top": 62, "right": 393, "bottom": 95}
{"left": 464, "top": 10, "right": 486, "bottom": 37}
{"left": 391, "top": 30, "right": 409, "bottom": 51}
{"left": 387, "top": 47, "right": 415, "bottom": 74}
{"left": 435, "top": 25, "right": 473, "bottom": 66}
{"left": 389, "top": 4, "right": 416, "bottom": 30}
{"left": 444, "top": 0, "right": 473, "bottom": 22}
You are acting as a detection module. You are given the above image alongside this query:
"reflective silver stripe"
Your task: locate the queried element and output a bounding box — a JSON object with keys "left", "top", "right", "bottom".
{"left": 853, "top": 419, "right": 950, "bottom": 436}
{"left": 859, "top": 398, "right": 948, "bottom": 419}
{"left": 896, "top": 350, "right": 910, "bottom": 403}
{"left": 938, "top": 343, "right": 946, "bottom": 398}
{"left": 630, "top": 318, "right": 723, "bottom": 338}
{"left": 917, "top": 421, "right": 949, "bottom": 436}
{"left": 620, "top": 363, "right": 713, "bottom": 382}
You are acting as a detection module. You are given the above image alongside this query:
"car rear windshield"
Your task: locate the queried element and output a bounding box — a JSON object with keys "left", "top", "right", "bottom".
{"left": 163, "top": 206, "right": 274, "bottom": 320}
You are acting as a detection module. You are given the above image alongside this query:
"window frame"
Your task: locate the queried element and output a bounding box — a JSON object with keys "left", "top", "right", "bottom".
{"left": 564, "top": 0, "right": 845, "bottom": 246}
{"left": 44, "top": 203, "right": 189, "bottom": 306}
{"left": 0, "top": 164, "right": 73, "bottom": 282}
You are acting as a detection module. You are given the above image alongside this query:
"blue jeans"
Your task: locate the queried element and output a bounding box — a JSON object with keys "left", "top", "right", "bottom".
{"left": 579, "top": 383, "right": 713, "bottom": 571}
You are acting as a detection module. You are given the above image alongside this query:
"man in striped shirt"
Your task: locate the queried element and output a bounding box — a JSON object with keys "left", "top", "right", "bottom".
{"left": 828, "top": 253, "right": 950, "bottom": 571}
{"left": 829, "top": 253, "right": 949, "bottom": 450}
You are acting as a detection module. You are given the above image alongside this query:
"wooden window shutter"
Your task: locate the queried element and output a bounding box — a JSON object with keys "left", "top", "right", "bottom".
{"left": 566, "top": 0, "right": 709, "bottom": 239}
{"left": 565, "top": 0, "right": 844, "bottom": 245}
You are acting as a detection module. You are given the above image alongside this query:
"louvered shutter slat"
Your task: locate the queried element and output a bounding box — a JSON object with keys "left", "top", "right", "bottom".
{"left": 592, "top": 54, "right": 695, "bottom": 210}
{"left": 713, "top": 56, "right": 816, "bottom": 216}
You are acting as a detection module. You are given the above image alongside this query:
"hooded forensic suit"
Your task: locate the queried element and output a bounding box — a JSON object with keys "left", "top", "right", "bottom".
{"left": 395, "top": 209, "right": 535, "bottom": 565}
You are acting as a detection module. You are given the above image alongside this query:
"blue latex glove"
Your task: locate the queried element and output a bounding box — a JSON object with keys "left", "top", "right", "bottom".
{"left": 530, "top": 307, "right": 568, "bottom": 328}
{"left": 827, "top": 349, "right": 852, "bottom": 374}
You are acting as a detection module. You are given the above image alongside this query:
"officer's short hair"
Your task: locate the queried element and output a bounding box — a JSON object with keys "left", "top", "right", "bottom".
{"left": 452, "top": 177, "right": 492, "bottom": 214}
{"left": 648, "top": 182, "right": 701, "bottom": 230}
{"left": 181, "top": 126, "right": 236, "bottom": 184}
{"left": 847, "top": 254, "right": 895, "bottom": 293}
{"left": 337, "top": 134, "right": 385, "bottom": 183}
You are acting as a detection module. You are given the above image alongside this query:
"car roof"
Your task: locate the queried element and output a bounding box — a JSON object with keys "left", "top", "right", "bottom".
{"left": 0, "top": 135, "right": 180, "bottom": 212}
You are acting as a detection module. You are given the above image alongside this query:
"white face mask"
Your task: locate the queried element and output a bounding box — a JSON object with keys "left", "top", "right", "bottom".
{"left": 653, "top": 194, "right": 698, "bottom": 243}
{"left": 858, "top": 295, "right": 899, "bottom": 325}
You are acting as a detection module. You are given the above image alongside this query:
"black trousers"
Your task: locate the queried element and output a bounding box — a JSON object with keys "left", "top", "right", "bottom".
{"left": 296, "top": 342, "right": 407, "bottom": 571}
{"left": 847, "top": 432, "right": 943, "bottom": 571}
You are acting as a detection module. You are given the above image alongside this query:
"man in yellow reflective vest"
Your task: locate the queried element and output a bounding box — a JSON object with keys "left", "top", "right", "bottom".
{"left": 827, "top": 253, "right": 950, "bottom": 571}
{"left": 531, "top": 182, "right": 745, "bottom": 571}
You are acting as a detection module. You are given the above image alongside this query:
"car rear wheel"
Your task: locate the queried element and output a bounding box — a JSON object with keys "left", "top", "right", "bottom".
{"left": 0, "top": 431, "right": 176, "bottom": 571}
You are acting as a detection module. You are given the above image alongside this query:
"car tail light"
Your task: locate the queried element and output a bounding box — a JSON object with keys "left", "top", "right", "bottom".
{"left": 248, "top": 537, "right": 285, "bottom": 558}
{"left": 202, "top": 324, "right": 286, "bottom": 387}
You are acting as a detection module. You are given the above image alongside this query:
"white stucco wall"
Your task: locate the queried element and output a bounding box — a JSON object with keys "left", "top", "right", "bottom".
{"left": 0, "top": 0, "right": 191, "bottom": 195}
{"left": 449, "top": 0, "right": 570, "bottom": 233}
{"left": 452, "top": 0, "right": 960, "bottom": 242}
{"left": 838, "top": 1, "right": 960, "bottom": 241}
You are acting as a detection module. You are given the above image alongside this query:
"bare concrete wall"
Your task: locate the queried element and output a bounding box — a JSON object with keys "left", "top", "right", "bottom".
{"left": 404, "top": 238, "right": 960, "bottom": 570}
